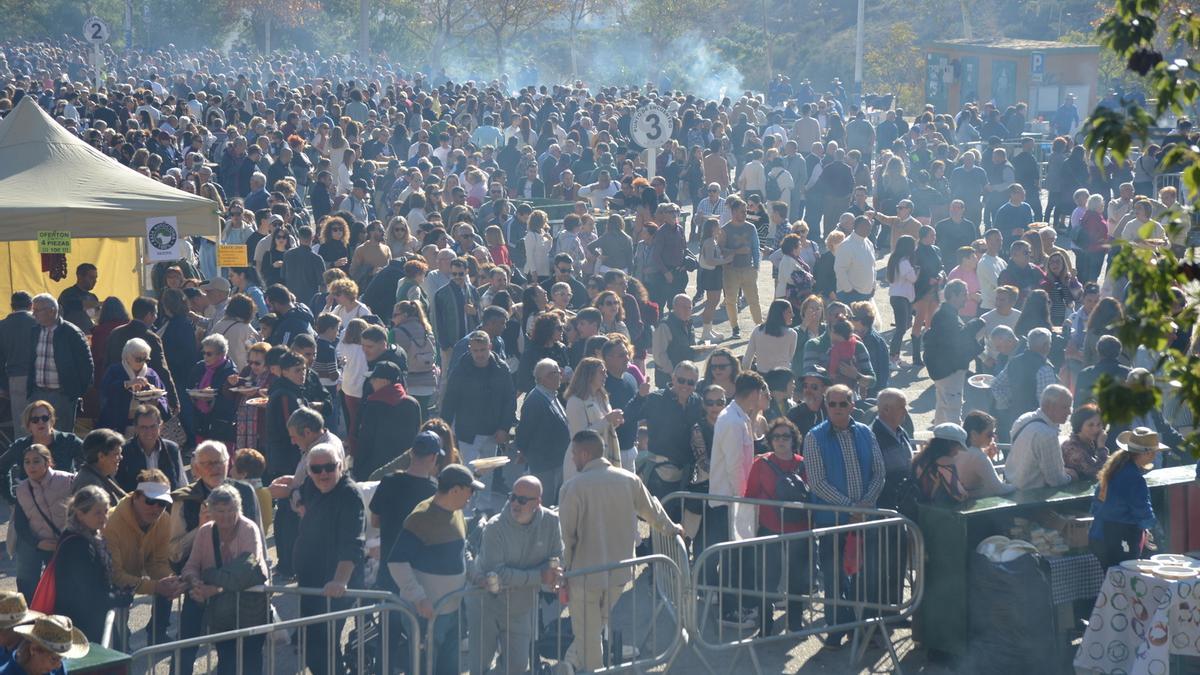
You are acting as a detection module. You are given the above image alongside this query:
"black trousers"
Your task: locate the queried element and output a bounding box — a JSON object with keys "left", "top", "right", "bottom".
{"left": 1090, "top": 520, "right": 1144, "bottom": 569}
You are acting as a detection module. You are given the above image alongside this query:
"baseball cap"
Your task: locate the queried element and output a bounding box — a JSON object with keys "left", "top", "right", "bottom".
{"left": 437, "top": 464, "right": 485, "bottom": 492}
{"left": 138, "top": 481, "right": 174, "bottom": 505}
{"left": 411, "top": 431, "right": 445, "bottom": 457}
{"left": 200, "top": 277, "right": 231, "bottom": 292}
{"left": 932, "top": 423, "right": 968, "bottom": 446}
{"left": 367, "top": 361, "right": 403, "bottom": 383}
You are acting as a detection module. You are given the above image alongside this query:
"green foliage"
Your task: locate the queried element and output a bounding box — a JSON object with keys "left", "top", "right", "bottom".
{"left": 864, "top": 24, "right": 924, "bottom": 110}
{"left": 1085, "top": 0, "right": 1200, "bottom": 456}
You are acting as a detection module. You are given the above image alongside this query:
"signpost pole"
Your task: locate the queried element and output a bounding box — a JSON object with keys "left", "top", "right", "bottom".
{"left": 646, "top": 148, "right": 657, "bottom": 181}
{"left": 93, "top": 44, "right": 102, "bottom": 92}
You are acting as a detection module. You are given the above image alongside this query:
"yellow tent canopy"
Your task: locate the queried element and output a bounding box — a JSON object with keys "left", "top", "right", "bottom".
{"left": 0, "top": 97, "right": 220, "bottom": 301}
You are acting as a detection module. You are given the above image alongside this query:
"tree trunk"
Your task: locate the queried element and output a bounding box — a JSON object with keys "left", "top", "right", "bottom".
{"left": 495, "top": 30, "right": 507, "bottom": 80}
{"left": 428, "top": 30, "right": 446, "bottom": 78}
{"left": 264, "top": 14, "right": 272, "bottom": 53}
{"left": 569, "top": 22, "right": 578, "bottom": 78}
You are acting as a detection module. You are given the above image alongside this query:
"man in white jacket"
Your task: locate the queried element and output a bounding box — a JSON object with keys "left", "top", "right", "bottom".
{"left": 834, "top": 215, "right": 877, "bottom": 302}
{"left": 707, "top": 371, "right": 769, "bottom": 628}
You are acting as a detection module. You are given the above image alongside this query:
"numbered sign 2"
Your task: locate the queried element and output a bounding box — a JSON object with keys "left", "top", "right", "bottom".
{"left": 630, "top": 103, "right": 673, "bottom": 150}
{"left": 84, "top": 16, "right": 110, "bottom": 44}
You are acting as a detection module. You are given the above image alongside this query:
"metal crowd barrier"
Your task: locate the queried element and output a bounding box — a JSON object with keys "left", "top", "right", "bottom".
{"left": 659, "top": 492, "right": 925, "bottom": 675}
{"left": 119, "top": 496, "right": 923, "bottom": 674}
{"left": 128, "top": 585, "right": 421, "bottom": 675}
{"left": 425, "top": 553, "right": 685, "bottom": 675}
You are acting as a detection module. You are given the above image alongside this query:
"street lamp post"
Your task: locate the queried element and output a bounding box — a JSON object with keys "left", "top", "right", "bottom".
{"left": 854, "top": 0, "right": 865, "bottom": 104}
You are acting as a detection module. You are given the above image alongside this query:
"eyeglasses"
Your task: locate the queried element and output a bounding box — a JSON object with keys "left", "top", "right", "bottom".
{"left": 703, "top": 399, "right": 726, "bottom": 407}
{"left": 769, "top": 433, "right": 793, "bottom": 441}
{"left": 675, "top": 377, "right": 697, "bottom": 387}
{"left": 508, "top": 493, "right": 538, "bottom": 505}
{"left": 29, "top": 414, "right": 51, "bottom": 424}
{"left": 132, "top": 356, "right": 149, "bottom": 363}
{"left": 827, "top": 400, "right": 852, "bottom": 409}
{"left": 309, "top": 462, "right": 338, "bottom": 474}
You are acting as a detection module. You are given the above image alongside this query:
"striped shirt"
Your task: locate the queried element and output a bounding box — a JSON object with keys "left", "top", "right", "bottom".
{"left": 34, "top": 325, "right": 59, "bottom": 389}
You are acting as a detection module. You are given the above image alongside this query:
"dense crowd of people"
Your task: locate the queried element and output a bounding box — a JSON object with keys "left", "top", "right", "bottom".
{"left": 0, "top": 36, "right": 1195, "bottom": 674}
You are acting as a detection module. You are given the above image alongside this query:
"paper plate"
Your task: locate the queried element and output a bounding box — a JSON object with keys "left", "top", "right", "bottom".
{"left": 187, "top": 388, "right": 217, "bottom": 398}
{"left": 1120, "top": 559, "right": 1159, "bottom": 573}
{"left": 134, "top": 388, "right": 166, "bottom": 399}
{"left": 470, "top": 456, "right": 511, "bottom": 472}
{"left": 1154, "top": 565, "right": 1200, "bottom": 580}
{"left": 245, "top": 397, "right": 268, "bottom": 407}
{"left": 1151, "top": 554, "right": 1200, "bottom": 566}
{"left": 997, "top": 540, "right": 1038, "bottom": 562}
{"left": 968, "top": 374, "right": 996, "bottom": 389}
{"left": 230, "top": 386, "right": 260, "bottom": 395}
{"left": 977, "top": 535, "right": 1011, "bottom": 560}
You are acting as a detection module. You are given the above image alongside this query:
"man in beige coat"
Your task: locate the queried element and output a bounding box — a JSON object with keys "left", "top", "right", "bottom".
{"left": 558, "top": 429, "right": 682, "bottom": 672}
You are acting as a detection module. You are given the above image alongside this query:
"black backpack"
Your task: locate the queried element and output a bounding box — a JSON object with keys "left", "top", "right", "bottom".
{"left": 762, "top": 456, "right": 811, "bottom": 524}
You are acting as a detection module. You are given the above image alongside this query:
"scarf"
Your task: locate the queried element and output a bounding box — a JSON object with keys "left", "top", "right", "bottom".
{"left": 194, "top": 357, "right": 228, "bottom": 414}
{"left": 122, "top": 355, "right": 148, "bottom": 382}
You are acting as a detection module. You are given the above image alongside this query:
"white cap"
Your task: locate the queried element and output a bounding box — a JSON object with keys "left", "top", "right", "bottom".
{"left": 138, "top": 482, "right": 174, "bottom": 505}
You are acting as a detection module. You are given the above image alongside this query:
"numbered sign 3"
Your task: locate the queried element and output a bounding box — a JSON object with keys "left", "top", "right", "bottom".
{"left": 631, "top": 103, "right": 673, "bottom": 150}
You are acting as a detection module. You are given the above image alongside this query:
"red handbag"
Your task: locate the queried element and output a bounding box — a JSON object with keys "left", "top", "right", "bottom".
{"left": 29, "top": 533, "right": 78, "bottom": 613}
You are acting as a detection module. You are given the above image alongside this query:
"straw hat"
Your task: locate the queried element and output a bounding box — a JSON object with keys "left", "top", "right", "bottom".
{"left": 12, "top": 615, "right": 90, "bottom": 659}
{"left": 0, "top": 591, "right": 41, "bottom": 630}
{"left": 1116, "top": 427, "right": 1170, "bottom": 453}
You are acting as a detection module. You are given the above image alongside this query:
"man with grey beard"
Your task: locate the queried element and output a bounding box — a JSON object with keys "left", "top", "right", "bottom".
{"left": 470, "top": 476, "right": 563, "bottom": 675}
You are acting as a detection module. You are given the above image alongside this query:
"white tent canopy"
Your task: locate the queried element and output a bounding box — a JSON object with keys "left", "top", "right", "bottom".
{"left": 0, "top": 96, "right": 218, "bottom": 239}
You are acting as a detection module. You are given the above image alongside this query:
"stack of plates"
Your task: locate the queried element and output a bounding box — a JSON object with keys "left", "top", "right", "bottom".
{"left": 1119, "top": 555, "right": 1200, "bottom": 580}
{"left": 976, "top": 535, "right": 1039, "bottom": 562}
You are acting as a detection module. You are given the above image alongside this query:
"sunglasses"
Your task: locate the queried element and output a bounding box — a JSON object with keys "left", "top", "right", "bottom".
{"left": 132, "top": 355, "right": 149, "bottom": 363}
{"left": 248, "top": 360, "right": 265, "bottom": 367}
{"left": 709, "top": 363, "right": 731, "bottom": 370}
{"left": 508, "top": 493, "right": 538, "bottom": 505}
{"left": 769, "top": 433, "right": 793, "bottom": 441}
{"left": 603, "top": 300, "right": 618, "bottom": 306}
{"left": 703, "top": 399, "right": 726, "bottom": 407}
{"left": 309, "top": 462, "right": 338, "bottom": 474}
{"left": 803, "top": 382, "right": 823, "bottom": 390}
{"left": 142, "top": 496, "right": 167, "bottom": 509}
{"left": 450, "top": 272, "right": 466, "bottom": 278}
{"left": 675, "top": 377, "right": 697, "bottom": 387}
{"left": 827, "top": 400, "right": 852, "bottom": 409}
{"left": 29, "top": 414, "right": 51, "bottom": 424}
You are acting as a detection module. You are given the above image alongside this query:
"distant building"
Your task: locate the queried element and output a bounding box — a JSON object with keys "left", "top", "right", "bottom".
{"left": 924, "top": 38, "right": 1101, "bottom": 123}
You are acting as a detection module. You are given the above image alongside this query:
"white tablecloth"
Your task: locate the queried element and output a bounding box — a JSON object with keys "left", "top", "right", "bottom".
{"left": 1074, "top": 565, "right": 1200, "bottom": 674}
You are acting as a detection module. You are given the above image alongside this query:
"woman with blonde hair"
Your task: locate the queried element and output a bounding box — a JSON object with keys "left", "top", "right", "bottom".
{"left": 329, "top": 278, "right": 372, "bottom": 325}
{"left": 562, "top": 357, "right": 623, "bottom": 482}
{"left": 523, "top": 209, "right": 553, "bottom": 283}
{"left": 337, "top": 318, "right": 370, "bottom": 441}
{"left": 391, "top": 300, "right": 439, "bottom": 413}
{"left": 385, "top": 216, "right": 420, "bottom": 258}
